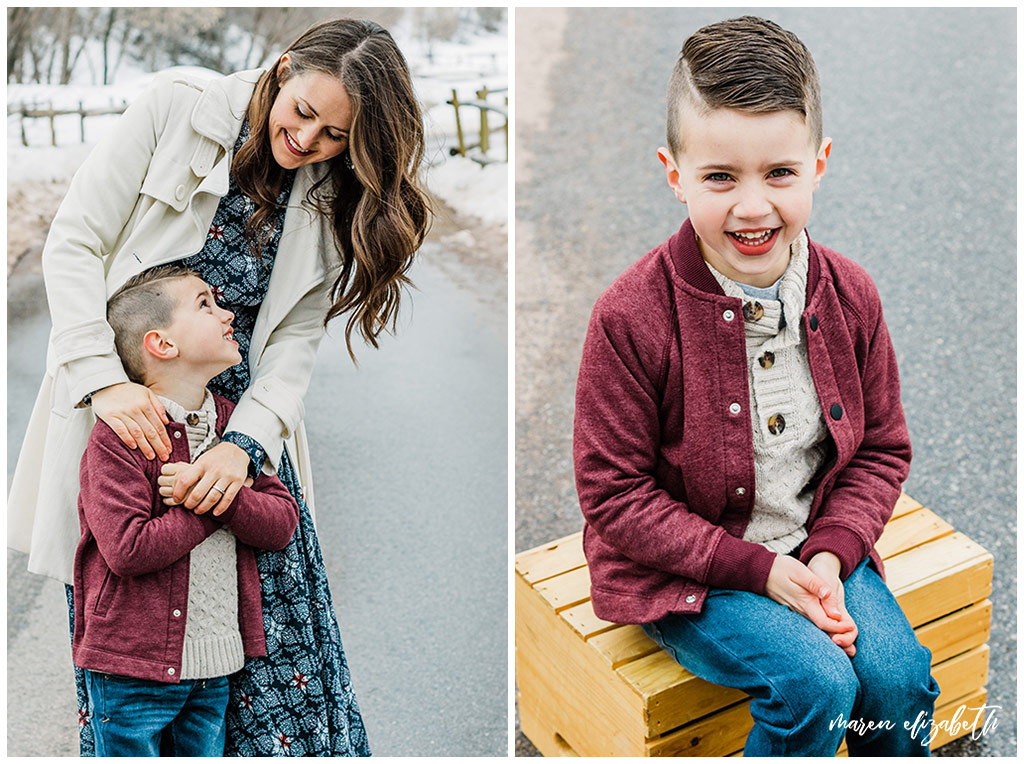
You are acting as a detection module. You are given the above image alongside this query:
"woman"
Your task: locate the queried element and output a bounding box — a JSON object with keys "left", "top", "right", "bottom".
{"left": 8, "top": 18, "right": 431, "bottom": 756}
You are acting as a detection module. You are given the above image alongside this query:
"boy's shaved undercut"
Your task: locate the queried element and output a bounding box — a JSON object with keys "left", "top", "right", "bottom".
{"left": 666, "top": 16, "right": 822, "bottom": 158}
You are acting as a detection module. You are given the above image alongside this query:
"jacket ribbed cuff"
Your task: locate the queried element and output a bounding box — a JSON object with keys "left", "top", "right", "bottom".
{"left": 706, "top": 532, "right": 777, "bottom": 594}
{"left": 798, "top": 525, "right": 867, "bottom": 580}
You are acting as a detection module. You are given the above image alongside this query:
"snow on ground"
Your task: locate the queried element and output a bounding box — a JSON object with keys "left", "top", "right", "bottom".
{"left": 7, "top": 23, "right": 507, "bottom": 229}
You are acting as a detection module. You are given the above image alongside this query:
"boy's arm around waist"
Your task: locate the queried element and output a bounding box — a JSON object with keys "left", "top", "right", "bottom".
{"left": 574, "top": 294, "right": 776, "bottom": 594}
{"left": 799, "top": 287, "right": 912, "bottom": 579}
{"left": 81, "top": 423, "right": 221, "bottom": 578}
{"left": 214, "top": 469, "right": 299, "bottom": 551}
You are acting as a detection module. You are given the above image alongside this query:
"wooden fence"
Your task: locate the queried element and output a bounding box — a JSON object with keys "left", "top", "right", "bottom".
{"left": 7, "top": 100, "right": 128, "bottom": 147}
{"left": 447, "top": 86, "right": 508, "bottom": 165}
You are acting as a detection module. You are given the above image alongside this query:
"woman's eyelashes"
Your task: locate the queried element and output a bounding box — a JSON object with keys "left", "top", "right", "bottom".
{"left": 293, "top": 103, "right": 346, "bottom": 143}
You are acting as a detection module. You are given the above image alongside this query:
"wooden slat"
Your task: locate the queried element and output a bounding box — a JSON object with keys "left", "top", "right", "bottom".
{"left": 561, "top": 599, "right": 615, "bottom": 638}
{"left": 588, "top": 624, "right": 660, "bottom": 669}
{"left": 875, "top": 507, "right": 953, "bottom": 559}
{"left": 916, "top": 600, "right": 992, "bottom": 664}
{"left": 887, "top": 533, "right": 993, "bottom": 627}
{"left": 515, "top": 531, "right": 584, "bottom": 584}
{"left": 533, "top": 565, "right": 592, "bottom": 612}
{"left": 891, "top": 492, "right": 924, "bottom": 519}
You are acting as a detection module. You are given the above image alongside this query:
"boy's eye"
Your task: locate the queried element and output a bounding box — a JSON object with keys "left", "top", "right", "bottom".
{"left": 768, "top": 168, "right": 794, "bottom": 179}
{"left": 706, "top": 172, "right": 733, "bottom": 183}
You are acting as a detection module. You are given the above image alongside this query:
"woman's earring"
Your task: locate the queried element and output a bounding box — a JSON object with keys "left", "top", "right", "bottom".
{"left": 344, "top": 151, "right": 354, "bottom": 171}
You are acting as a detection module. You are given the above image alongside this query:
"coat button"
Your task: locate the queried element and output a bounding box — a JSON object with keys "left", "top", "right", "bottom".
{"left": 723, "top": 309, "right": 735, "bottom": 322}
{"left": 173, "top": 431, "right": 181, "bottom": 438}
{"left": 729, "top": 402, "right": 742, "bottom": 415}
{"left": 167, "top": 667, "right": 175, "bottom": 675}
{"left": 173, "top": 609, "right": 181, "bottom": 617}
{"left": 758, "top": 351, "right": 775, "bottom": 369}
{"left": 735, "top": 486, "right": 746, "bottom": 496}
{"left": 768, "top": 413, "right": 786, "bottom": 435}
{"left": 743, "top": 301, "right": 764, "bottom": 321}
{"left": 685, "top": 594, "right": 697, "bottom": 604}
{"left": 174, "top": 184, "right": 186, "bottom": 200}
{"left": 830, "top": 404, "right": 844, "bottom": 421}
{"left": 809, "top": 315, "right": 819, "bottom": 331}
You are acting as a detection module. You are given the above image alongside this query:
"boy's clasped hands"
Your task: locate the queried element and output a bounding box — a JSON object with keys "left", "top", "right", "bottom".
{"left": 765, "top": 551, "right": 859, "bottom": 657}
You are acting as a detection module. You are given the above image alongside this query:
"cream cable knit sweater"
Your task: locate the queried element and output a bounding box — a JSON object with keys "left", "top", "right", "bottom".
{"left": 159, "top": 391, "right": 244, "bottom": 680}
{"left": 707, "top": 232, "right": 829, "bottom": 555}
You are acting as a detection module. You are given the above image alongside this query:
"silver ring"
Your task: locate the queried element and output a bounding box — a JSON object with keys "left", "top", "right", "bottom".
{"left": 211, "top": 485, "right": 226, "bottom": 495}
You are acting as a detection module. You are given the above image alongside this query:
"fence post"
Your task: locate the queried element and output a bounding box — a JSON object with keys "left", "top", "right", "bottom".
{"left": 477, "top": 86, "right": 490, "bottom": 155}
{"left": 450, "top": 88, "right": 466, "bottom": 157}
{"left": 49, "top": 100, "right": 56, "bottom": 147}
{"left": 79, "top": 100, "right": 86, "bottom": 143}
{"left": 20, "top": 110, "right": 27, "bottom": 147}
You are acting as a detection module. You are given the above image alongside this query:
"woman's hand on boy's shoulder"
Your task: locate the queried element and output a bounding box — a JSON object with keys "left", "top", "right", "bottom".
{"left": 92, "top": 382, "right": 171, "bottom": 461}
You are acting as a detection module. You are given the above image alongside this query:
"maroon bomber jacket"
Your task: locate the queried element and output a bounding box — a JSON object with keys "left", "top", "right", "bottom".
{"left": 72, "top": 393, "right": 299, "bottom": 683}
{"left": 574, "top": 219, "right": 911, "bottom": 625}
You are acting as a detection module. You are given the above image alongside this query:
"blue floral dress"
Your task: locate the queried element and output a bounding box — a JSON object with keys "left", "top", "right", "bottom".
{"left": 69, "top": 121, "right": 370, "bottom": 757}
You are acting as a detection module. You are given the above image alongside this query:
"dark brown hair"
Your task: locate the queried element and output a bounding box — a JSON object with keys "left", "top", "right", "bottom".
{"left": 666, "top": 16, "right": 822, "bottom": 158}
{"left": 233, "top": 18, "right": 432, "bottom": 358}
{"left": 107, "top": 265, "right": 200, "bottom": 384}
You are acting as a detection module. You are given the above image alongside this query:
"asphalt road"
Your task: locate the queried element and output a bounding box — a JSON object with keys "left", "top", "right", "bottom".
{"left": 7, "top": 219, "right": 508, "bottom": 756}
{"left": 515, "top": 7, "right": 1015, "bottom": 757}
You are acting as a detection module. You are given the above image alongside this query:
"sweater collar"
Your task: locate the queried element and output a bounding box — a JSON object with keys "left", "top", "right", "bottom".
{"left": 667, "top": 218, "right": 821, "bottom": 299}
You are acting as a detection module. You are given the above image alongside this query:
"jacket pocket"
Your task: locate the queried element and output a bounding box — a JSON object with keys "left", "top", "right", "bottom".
{"left": 93, "top": 570, "right": 117, "bottom": 617}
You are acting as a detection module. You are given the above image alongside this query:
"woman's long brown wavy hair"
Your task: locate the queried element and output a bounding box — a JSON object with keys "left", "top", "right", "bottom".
{"left": 233, "top": 18, "right": 432, "bottom": 358}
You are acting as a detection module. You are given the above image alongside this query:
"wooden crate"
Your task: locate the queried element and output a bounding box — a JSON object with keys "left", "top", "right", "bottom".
{"left": 516, "top": 494, "right": 993, "bottom": 756}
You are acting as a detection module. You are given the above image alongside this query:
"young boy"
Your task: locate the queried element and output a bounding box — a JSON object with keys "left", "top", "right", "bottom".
{"left": 574, "top": 16, "right": 938, "bottom": 756}
{"left": 72, "top": 265, "right": 299, "bottom": 756}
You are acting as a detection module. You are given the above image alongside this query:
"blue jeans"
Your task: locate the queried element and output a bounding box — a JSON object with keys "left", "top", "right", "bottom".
{"left": 644, "top": 558, "right": 940, "bottom": 756}
{"left": 83, "top": 671, "right": 229, "bottom": 756}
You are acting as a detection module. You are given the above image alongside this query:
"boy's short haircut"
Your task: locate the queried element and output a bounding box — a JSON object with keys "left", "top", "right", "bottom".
{"left": 666, "top": 16, "right": 822, "bottom": 158}
{"left": 106, "top": 265, "right": 199, "bottom": 384}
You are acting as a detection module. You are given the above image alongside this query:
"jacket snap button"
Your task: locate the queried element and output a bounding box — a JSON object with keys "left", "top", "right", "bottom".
{"left": 809, "top": 315, "right": 819, "bottom": 331}
{"left": 174, "top": 184, "right": 186, "bottom": 200}
{"left": 758, "top": 351, "right": 775, "bottom": 370}
{"left": 167, "top": 667, "right": 175, "bottom": 675}
{"left": 685, "top": 594, "right": 697, "bottom": 604}
{"left": 768, "top": 413, "right": 786, "bottom": 435}
{"left": 735, "top": 486, "right": 746, "bottom": 496}
{"left": 729, "top": 402, "right": 741, "bottom": 415}
{"left": 172, "top": 609, "right": 181, "bottom": 617}
{"left": 743, "top": 301, "right": 764, "bottom": 321}
{"left": 173, "top": 431, "right": 181, "bottom": 438}
{"left": 723, "top": 309, "right": 735, "bottom": 322}
{"left": 830, "top": 404, "right": 843, "bottom": 421}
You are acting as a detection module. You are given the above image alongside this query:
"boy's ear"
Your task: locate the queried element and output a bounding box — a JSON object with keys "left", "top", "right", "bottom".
{"left": 142, "top": 329, "right": 178, "bottom": 361}
{"left": 813, "top": 137, "right": 832, "bottom": 191}
{"left": 657, "top": 147, "right": 687, "bottom": 204}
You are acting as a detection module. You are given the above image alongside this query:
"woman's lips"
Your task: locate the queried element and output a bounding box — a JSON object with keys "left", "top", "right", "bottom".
{"left": 284, "top": 131, "right": 312, "bottom": 157}
{"left": 728, "top": 228, "right": 780, "bottom": 256}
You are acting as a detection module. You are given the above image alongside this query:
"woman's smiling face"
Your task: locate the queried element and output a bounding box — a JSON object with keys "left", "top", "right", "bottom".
{"left": 268, "top": 55, "right": 354, "bottom": 170}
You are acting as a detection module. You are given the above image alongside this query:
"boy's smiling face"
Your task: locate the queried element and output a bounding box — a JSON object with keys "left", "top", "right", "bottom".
{"left": 659, "top": 107, "right": 830, "bottom": 288}
{"left": 152, "top": 276, "right": 241, "bottom": 378}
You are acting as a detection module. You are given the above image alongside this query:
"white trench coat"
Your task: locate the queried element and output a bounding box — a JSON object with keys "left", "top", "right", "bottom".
{"left": 9, "top": 68, "right": 344, "bottom": 583}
